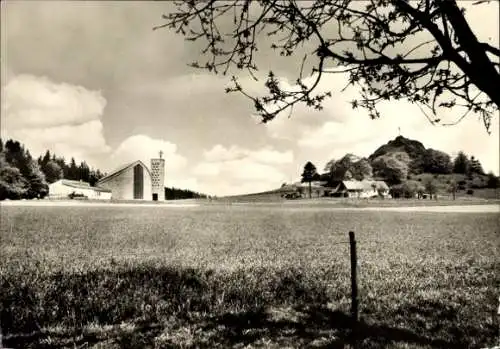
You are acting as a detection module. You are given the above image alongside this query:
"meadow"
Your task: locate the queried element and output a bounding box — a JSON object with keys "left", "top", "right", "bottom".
{"left": 0, "top": 204, "right": 499, "bottom": 348}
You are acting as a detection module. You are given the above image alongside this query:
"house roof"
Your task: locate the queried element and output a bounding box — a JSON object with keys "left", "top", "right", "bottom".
{"left": 61, "top": 179, "right": 90, "bottom": 187}
{"left": 341, "top": 180, "right": 389, "bottom": 191}
{"left": 343, "top": 181, "right": 364, "bottom": 190}
{"left": 97, "top": 160, "right": 151, "bottom": 185}
{"left": 281, "top": 180, "right": 389, "bottom": 193}
{"left": 53, "top": 179, "right": 111, "bottom": 192}
{"left": 360, "top": 180, "right": 378, "bottom": 191}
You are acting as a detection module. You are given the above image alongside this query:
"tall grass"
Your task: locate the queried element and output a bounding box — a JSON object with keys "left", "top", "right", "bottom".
{"left": 1, "top": 205, "right": 498, "bottom": 348}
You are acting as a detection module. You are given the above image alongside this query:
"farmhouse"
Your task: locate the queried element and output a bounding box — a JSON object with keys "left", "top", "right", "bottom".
{"left": 48, "top": 180, "right": 112, "bottom": 200}
{"left": 280, "top": 179, "right": 390, "bottom": 199}
{"left": 97, "top": 154, "right": 166, "bottom": 201}
{"left": 333, "top": 180, "right": 390, "bottom": 198}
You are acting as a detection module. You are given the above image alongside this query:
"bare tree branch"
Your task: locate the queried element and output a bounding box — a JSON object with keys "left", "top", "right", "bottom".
{"left": 157, "top": 0, "right": 499, "bottom": 132}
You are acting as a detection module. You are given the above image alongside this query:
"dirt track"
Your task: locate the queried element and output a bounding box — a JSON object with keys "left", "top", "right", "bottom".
{"left": 1, "top": 200, "right": 498, "bottom": 212}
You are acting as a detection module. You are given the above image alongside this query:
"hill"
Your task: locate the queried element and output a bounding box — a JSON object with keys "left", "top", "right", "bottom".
{"left": 232, "top": 135, "right": 499, "bottom": 201}
{"left": 369, "top": 135, "right": 426, "bottom": 161}
{"left": 368, "top": 135, "right": 427, "bottom": 173}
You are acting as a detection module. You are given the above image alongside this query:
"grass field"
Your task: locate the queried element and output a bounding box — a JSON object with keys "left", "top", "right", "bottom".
{"left": 220, "top": 188, "right": 500, "bottom": 203}
{"left": 1, "top": 204, "right": 499, "bottom": 348}
{"left": 219, "top": 171, "right": 500, "bottom": 203}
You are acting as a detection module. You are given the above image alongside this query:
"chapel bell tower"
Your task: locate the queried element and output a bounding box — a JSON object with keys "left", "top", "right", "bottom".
{"left": 151, "top": 151, "right": 165, "bottom": 201}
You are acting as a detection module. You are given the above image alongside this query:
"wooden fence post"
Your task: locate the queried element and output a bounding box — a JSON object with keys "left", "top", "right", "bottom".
{"left": 349, "top": 231, "right": 358, "bottom": 324}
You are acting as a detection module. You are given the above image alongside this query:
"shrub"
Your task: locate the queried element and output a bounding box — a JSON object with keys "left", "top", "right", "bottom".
{"left": 466, "top": 189, "right": 474, "bottom": 195}
{"left": 486, "top": 173, "right": 500, "bottom": 188}
{"left": 389, "top": 184, "right": 404, "bottom": 198}
{"left": 424, "top": 178, "right": 438, "bottom": 198}
{"left": 470, "top": 176, "right": 485, "bottom": 189}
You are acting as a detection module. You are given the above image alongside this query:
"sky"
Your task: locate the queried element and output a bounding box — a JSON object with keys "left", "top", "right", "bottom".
{"left": 1, "top": 1, "right": 499, "bottom": 196}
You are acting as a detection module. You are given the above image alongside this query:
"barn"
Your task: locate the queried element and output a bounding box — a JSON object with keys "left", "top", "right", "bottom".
{"left": 48, "top": 180, "right": 112, "bottom": 200}
{"left": 333, "top": 180, "right": 390, "bottom": 198}
{"left": 97, "top": 160, "right": 153, "bottom": 201}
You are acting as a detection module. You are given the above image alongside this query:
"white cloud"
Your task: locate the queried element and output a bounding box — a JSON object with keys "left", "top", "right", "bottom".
{"left": 297, "top": 97, "right": 423, "bottom": 152}
{"left": 8, "top": 120, "right": 110, "bottom": 161}
{"left": 166, "top": 177, "right": 200, "bottom": 193}
{"left": 203, "top": 144, "right": 246, "bottom": 162}
{"left": 193, "top": 144, "right": 292, "bottom": 196}
{"left": 110, "top": 134, "right": 187, "bottom": 174}
{"left": 194, "top": 160, "right": 288, "bottom": 196}
{"left": 1, "top": 74, "right": 111, "bottom": 166}
{"left": 193, "top": 162, "right": 221, "bottom": 177}
{"left": 2, "top": 74, "right": 106, "bottom": 129}
{"left": 261, "top": 69, "right": 357, "bottom": 141}
{"left": 219, "top": 159, "right": 286, "bottom": 182}
{"left": 203, "top": 144, "right": 293, "bottom": 165}
{"left": 250, "top": 148, "right": 294, "bottom": 165}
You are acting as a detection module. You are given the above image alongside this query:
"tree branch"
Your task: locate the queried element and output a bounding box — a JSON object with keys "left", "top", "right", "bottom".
{"left": 482, "top": 42, "right": 500, "bottom": 57}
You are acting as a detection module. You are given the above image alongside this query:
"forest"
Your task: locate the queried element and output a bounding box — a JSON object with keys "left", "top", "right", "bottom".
{"left": 0, "top": 138, "right": 104, "bottom": 200}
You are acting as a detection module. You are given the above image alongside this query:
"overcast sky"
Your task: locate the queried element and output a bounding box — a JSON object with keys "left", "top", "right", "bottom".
{"left": 1, "top": 1, "right": 498, "bottom": 196}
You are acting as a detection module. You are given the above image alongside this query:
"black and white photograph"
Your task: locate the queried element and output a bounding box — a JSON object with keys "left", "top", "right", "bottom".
{"left": 1, "top": 0, "right": 499, "bottom": 348}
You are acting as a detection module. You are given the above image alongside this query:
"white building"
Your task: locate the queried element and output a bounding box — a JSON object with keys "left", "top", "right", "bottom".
{"left": 49, "top": 154, "right": 166, "bottom": 202}
{"left": 97, "top": 160, "right": 153, "bottom": 201}
{"left": 48, "top": 180, "right": 112, "bottom": 200}
{"left": 335, "top": 180, "right": 390, "bottom": 198}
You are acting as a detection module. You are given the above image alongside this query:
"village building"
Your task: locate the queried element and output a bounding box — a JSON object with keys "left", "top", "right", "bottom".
{"left": 97, "top": 160, "right": 152, "bottom": 201}
{"left": 332, "top": 180, "right": 390, "bottom": 198}
{"left": 48, "top": 179, "right": 112, "bottom": 200}
{"left": 97, "top": 153, "right": 166, "bottom": 201}
{"left": 281, "top": 179, "right": 390, "bottom": 199}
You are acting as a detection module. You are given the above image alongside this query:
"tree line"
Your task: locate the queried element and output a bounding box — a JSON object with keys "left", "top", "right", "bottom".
{"left": 301, "top": 149, "right": 498, "bottom": 199}
{"left": 37, "top": 150, "right": 105, "bottom": 186}
{"left": 0, "top": 138, "right": 104, "bottom": 200}
{"left": 164, "top": 187, "right": 207, "bottom": 200}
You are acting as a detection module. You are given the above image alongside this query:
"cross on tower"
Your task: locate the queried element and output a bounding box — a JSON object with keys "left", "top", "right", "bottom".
{"left": 159, "top": 150, "right": 163, "bottom": 159}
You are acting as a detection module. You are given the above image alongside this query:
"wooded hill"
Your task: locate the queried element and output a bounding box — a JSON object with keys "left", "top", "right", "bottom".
{"left": 313, "top": 135, "right": 498, "bottom": 199}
